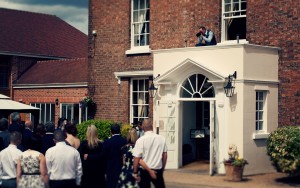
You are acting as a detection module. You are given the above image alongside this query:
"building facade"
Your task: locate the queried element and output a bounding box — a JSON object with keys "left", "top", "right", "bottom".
{"left": 89, "top": 0, "right": 299, "bottom": 174}
{"left": 0, "top": 8, "right": 88, "bottom": 126}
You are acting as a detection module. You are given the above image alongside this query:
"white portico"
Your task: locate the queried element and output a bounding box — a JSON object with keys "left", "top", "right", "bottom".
{"left": 152, "top": 44, "right": 279, "bottom": 175}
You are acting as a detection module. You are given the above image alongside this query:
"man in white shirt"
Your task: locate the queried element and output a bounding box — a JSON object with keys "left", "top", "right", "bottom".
{"left": 45, "top": 130, "right": 82, "bottom": 188}
{"left": 133, "top": 119, "right": 168, "bottom": 188}
{"left": 0, "top": 131, "right": 22, "bottom": 188}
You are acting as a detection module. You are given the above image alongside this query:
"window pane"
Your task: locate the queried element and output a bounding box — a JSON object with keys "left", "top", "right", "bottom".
{"left": 51, "top": 104, "right": 55, "bottom": 122}
{"left": 259, "top": 102, "right": 263, "bottom": 110}
{"left": 133, "top": 80, "right": 138, "bottom": 91}
{"left": 133, "top": 106, "right": 138, "bottom": 117}
{"left": 73, "top": 104, "right": 79, "bottom": 124}
{"left": 139, "top": 80, "right": 144, "bottom": 91}
{"left": 46, "top": 104, "right": 50, "bottom": 122}
{"left": 133, "top": 11, "right": 139, "bottom": 22}
{"left": 133, "top": 92, "right": 138, "bottom": 104}
{"left": 138, "top": 93, "right": 145, "bottom": 103}
{"left": 41, "top": 104, "right": 45, "bottom": 123}
{"left": 140, "top": 0, "right": 145, "bottom": 9}
{"left": 133, "top": 0, "right": 138, "bottom": 10}
{"left": 259, "top": 111, "right": 263, "bottom": 120}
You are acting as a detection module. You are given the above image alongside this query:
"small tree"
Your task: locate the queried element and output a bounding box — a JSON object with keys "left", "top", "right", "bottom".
{"left": 266, "top": 126, "right": 300, "bottom": 176}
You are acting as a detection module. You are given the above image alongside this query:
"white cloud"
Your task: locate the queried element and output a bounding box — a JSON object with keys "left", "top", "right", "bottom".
{"left": 1, "top": 1, "right": 88, "bottom": 34}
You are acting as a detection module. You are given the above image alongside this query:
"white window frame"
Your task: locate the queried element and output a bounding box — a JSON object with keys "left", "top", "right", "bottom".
{"left": 126, "top": 0, "right": 151, "bottom": 55}
{"left": 221, "top": 0, "right": 247, "bottom": 43}
{"left": 130, "top": 78, "right": 149, "bottom": 125}
{"left": 255, "top": 91, "right": 266, "bottom": 132}
{"left": 30, "top": 103, "right": 55, "bottom": 124}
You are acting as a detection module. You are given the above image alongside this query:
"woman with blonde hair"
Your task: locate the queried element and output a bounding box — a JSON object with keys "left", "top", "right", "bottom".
{"left": 79, "top": 125, "right": 105, "bottom": 188}
{"left": 117, "top": 128, "right": 156, "bottom": 188}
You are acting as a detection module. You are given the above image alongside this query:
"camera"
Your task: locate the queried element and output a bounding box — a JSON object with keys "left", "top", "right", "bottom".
{"left": 196, "top": 32, "right": 202, "bottom": 37}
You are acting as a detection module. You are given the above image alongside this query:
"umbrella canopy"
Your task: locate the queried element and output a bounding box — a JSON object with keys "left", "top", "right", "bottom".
{"left": 0, "top": 94, "right": 39, "bottom": 110}
{"left": 0, "top": 94, "right": 39, "bottom": 124}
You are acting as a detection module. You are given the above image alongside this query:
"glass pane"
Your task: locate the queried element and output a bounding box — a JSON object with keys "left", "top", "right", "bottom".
{"left": 140, "top": 0, "right": 145, "bottom": 9}
{"left": 67, "top": 105, "right": 72, "bottom": 120}
{"left": 259, "top": 111, "right": 263, "bottom": 120}
{"left": 51, "top": 104, "right": 55, "bottom": 122}
{"left": 259, "top": 121, "right": 263, "bottom": 130}
{"left": 259, "top": 92, "right": 263, "bottom": 100}
{"left": 73, "top": 104, "right": 79, "bottom": 125}
{"left": 133, "top": 118, "right": 139, "bottom": 125}
{"left": 138, "top": 93, "right": 144, "bottom": 103}
{"left": 146, "top": 0, "right": 149, "bottom": 8}
{"left": 145, "top": 93, "right": 149, "bottom": 104}
{"left": 145, "top": 79, "right": 149, "bottom": 90}
{"left": 225, "top": 0, "right": 231, "bottom": 3}
{"left": 133, "top": 80, "right": 138, "bottom": 91}
{"left": 144, "top": 106, "right": 149, "bottom": 117}
{"left": 133, "top": 11, "right": 139, "bottom": 22}
{"left": 256, "top": 111, "right": 258, "bottom": 120}
{"left": 145, "top": 23, "right": 149, "bottom": 33}
{"left": 41, "top": 104, "right": 45, "bottom": 124}
{"left": 241, "top": 2, "right": 246, "bottom": 10}
{"left": 133, "top": 0, "right": 138, "bottom": 10}
{"left": 133, "top": 92, "right": 138, "bottom": 104}
{"left": 225, "top": 4, "right": 231, "bottom": 12}
{"left": 256, "top": 102, "right": 258, "bottom": 110}
{"left": 256, "top": 121, "right": 259, "bottom": 130}
{"left": 133, "top": 106, "right": 138, "bottom": 117}
{"left": 259, "top": 102, "right": 263, "bottom": 110}
{"left": 46, "top": 104, "right": 50, "bottom": 123}
{"left": 134, "top": 35, "right": 139, "bottom": 46}
{"left": 145, "top": 34, "right": 149, "bottom": 45}
{"left": 233, "top": 0, "right": 239, "bottom": 3}
{"left": 62, "top": 105, "right": 66, "bottom": 119}
{"left": 139, "top": 80, "right": 144, "bottom": 91}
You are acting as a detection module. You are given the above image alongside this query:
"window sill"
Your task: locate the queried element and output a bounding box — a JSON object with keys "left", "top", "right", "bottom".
{"left": 252, "top": 132, "right": 269, "bottom": 140}
{"left": 125, "top": 47, "right": 151, "bottom": 55}
{"left": 218, "top": 39, "right": 249, "bottom": 46}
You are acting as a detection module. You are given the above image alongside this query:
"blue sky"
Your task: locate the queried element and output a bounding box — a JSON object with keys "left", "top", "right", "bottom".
{"left": 1, "top": 0, "right": 88, "bottom": 34}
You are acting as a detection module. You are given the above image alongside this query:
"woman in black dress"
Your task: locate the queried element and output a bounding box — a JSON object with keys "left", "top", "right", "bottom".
{"left": 79, "top": 125, "right": 105, "bottom": 188}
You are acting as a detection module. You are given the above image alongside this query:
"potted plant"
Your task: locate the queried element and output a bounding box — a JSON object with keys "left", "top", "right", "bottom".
{"left": 223, "top": 144, "right": 248, "bottom": 181}
{"left": 80, "top": 96, "right": 96, "bottom": 120}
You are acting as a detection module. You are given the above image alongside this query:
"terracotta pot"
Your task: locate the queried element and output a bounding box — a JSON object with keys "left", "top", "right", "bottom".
{"left": 224, "top": 164, "right": 244, "bottom": 181}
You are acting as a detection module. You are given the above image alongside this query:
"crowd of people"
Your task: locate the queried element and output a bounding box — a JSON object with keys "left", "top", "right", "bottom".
{"left": 0, "top": 112, "right": 168, "bottom": 188}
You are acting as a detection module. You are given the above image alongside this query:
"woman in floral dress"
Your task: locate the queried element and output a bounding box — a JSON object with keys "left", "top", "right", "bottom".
{"left": 117, "top": 128, "right": 157, "bottom": 188}
{"left": 16, "top": 135, "right": 49, "bottom": 188}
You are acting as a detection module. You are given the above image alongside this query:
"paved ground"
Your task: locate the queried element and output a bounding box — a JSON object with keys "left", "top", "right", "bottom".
{"left": 163, "top": 162, "right": 300, "bottom": 188}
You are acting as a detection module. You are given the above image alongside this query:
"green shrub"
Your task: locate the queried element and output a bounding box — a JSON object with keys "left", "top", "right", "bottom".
{"left": 266, "top": 126, "right": 300, "bottom": 176}
{"left": 77, "top": 119, "right": 114, "bottom": 141}
{"left": 121, "top": 123, "right": 133, "bottom": 138}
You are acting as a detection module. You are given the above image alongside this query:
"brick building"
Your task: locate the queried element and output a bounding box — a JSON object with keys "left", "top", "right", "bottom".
{"left": 89, "top": 0, "right": 299, "bottom": 174}
{"left": 0, "top": 8, "right": 88, "bottom": 125}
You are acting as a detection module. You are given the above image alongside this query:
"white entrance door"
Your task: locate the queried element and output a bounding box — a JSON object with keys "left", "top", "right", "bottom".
{"left": 156, "top": 100, "right": 178, "bottom": 169}
{"left": 209, "top": 100, "right": 216, "bottom": 175}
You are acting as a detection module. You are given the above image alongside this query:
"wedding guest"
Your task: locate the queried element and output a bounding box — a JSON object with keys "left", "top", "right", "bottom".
{"left": 40, "top": 122, "right": 55, "bottom": 155}
{"left": 16, "top": 135, "right": 49, "bottom": 188}
{"left": 79, "top": 125, "right": 105, "bottom": 188}
{"left": 117, "top": 128, "right": 156, "bottom": 188}
{"left": 65, "top": 123, "right": 80, "bottom": 149}
{"left": 0, "top": 131, "right": 22, "bottom": 188}
{"left": 45, "top": 130, "right": 82, "bottom": 188}
{"left": 21, "top": 120, "right": 33, "bottom": 150}
{"left": 0, "top": 118, "right": 11, "bottom": 150}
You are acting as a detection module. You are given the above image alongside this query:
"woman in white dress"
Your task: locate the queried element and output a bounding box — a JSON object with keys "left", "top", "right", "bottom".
{"left": 16, "top": 135, "right": 49, "bottom": 188}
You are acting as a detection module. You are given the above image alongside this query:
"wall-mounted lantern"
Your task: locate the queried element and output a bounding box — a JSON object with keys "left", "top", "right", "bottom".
{"left": 55, "top": 97, "right": 59, "bottom": 106}
{"left": 149, "top": 75, "right": 160, "bottom": 98}
{"left": 224, "top": 71, "right": 237, "bottom": 97}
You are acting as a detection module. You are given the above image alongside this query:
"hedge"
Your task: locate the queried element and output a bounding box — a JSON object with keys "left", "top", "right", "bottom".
{"left": 77, "top": 119, "right": 133, "bottom": 142}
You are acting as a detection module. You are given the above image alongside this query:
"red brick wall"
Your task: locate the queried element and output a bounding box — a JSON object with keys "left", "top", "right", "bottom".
{"left": 247, "top": 0, "right": 300, "bottom": 126}
{"left": 90, "top": 0, "right": 300, "bottom": 126}
{"left": 14, "top": 87, "right": 87, "bottom": 126}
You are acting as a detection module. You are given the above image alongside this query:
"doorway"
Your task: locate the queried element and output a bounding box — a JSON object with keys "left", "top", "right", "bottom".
{"left": 181, "top": 101, "right": 211, "bottom": 172}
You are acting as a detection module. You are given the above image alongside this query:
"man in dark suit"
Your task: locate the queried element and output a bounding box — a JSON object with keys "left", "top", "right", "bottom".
{"left": 8, "top": 112, "right": 24, "bottom": 133}
{"left": 0, "top": 118, "right": 11, "bottom": 150}
{"left": 87, "top": 124, "right": 126, "bottom": 188}
{"left": 41, "top": 122, "right": 55, "bottom": 154}
{"left": 21, "top": 120, "right": 33, "bottom": 150}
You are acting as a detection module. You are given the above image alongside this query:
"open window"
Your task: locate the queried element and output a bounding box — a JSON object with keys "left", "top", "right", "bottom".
{"left": 222, "top": 0, "right": 247, "bottom": 41}
{"left": 126, "top": 0, "right": 150, "bottom": 54}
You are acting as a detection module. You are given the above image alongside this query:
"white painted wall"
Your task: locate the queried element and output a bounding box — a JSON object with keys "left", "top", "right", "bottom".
{"left": 153, "top": 44, "right": 279, "bottom": 174}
